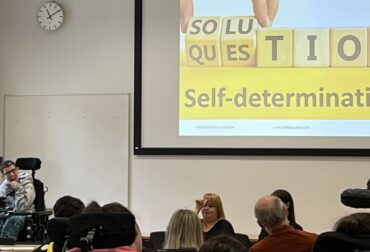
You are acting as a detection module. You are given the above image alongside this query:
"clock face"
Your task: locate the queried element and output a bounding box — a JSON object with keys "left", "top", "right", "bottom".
{"left": 37, "top": 2, "right": 64, "bottom": 31}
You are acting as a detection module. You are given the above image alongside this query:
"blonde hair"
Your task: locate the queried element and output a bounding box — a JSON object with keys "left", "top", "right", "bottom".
{"left": 203, "top": 193, "right": 226, "bottom": 219}
{"left": 164, "top": 209, "right": 203, "bottom": 249}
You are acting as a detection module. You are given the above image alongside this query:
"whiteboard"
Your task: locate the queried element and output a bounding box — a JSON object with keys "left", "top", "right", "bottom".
{"left": 4, "top": 94, "right": 130, "bottom": 208}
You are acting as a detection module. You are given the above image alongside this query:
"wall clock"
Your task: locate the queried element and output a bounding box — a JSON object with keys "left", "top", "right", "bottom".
{"left": 37, "top": 1, "right": 64, "bottom": 31}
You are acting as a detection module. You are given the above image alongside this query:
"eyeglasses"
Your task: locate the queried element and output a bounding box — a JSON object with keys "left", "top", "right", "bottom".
{"left": 3, "top": 168, "right": 17, "bottom": 176}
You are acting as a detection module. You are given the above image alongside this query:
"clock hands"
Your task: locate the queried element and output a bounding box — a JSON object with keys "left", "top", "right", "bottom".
{"left": 46, "top": 9, "right": 61, "bottom": 20}
{"left": 46, "top": 9, "right": 53, "bottom": 20}
{"left": 50, "top": 9, "right": 62, "bottom": 19}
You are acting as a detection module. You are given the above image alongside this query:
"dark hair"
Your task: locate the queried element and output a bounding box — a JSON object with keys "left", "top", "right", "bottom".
{"left": 82, "top": 201, "right": 102, "bottom": 214}
{"left": 53, "top": 195, "right": 85, "bottom": 217}
{"left": 334, "top": 213, "right": 370, "bottom": 236}
{"left": 271, "top": 189, "right": 297, "bottom": 224}
{"left": 102, "top": 202, "right": 132, "bottom": 214}
{"left": 0, "top": 160, "right": 15, "bottom": 173}
{"left": 199, "top": 235, "right": 247, "bottom": 252}
{"left": 367, "top": 178, "right": 370, "bottom": 190}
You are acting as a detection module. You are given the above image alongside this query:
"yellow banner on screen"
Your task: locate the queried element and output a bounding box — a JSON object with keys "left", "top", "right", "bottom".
{"left": 179, "top": 67, "right": 370, "bottom": 120}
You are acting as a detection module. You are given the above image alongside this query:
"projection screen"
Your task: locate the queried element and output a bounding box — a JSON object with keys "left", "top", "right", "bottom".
{"left": 134, "top": 0, "right": 370, "bottom": 155}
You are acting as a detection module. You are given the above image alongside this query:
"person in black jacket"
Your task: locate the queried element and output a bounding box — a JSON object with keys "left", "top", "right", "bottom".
{"left": 195, "top": 193, "right": 235, "bottom": 241}
{"left": 258, "top": 189, "right": 303, "bottom": 240}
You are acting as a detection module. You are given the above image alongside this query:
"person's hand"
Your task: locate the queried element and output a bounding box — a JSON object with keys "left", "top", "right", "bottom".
{"left": 252, "top": 0, "right": 279, "bottom": 27}
{"left": 10, "top": 181, "right": 18, "bottom": 190}
{"left": 195, "top": 199, "right": 204, "bottom": 212}
{"left": 180, "top": 0, "right": 194, "bottom": 33}
{"left": 195, "top": 198, "right": 209, "bottom": 212}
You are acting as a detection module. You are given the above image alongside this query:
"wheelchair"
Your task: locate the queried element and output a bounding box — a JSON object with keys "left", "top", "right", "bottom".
{"left": 0, "top": 157, "right": 52, "bottom": 244}
{"left": 47, "top": 213, "right": 136, "bottom": 252}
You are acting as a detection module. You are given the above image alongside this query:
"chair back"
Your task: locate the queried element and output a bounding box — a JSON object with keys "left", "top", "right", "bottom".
{"left": 313, "top": 231, "right": 370, "bottom": 252}
{"left": 47, "top": 217, "right": 69, "bottom": 252}
{"left": 234, "top": 233, "right": 250, "bottom": 249}
{"left": 150, "top": 231, "right": 165, "bottom": 250}
{"left": 68, "top": 213, "right": 136, "bottom": 251}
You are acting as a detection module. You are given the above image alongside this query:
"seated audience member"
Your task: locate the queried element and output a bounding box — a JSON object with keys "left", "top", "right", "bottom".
{"left": 0, "top": 160, "right": 35, "bottom": 240}
{"left": 53, "top": 195, "right": 85, "bottom": 217}
{"left": 47, "top": 196, "right": 85, "bottom": 251}
{"left": 195, "top": 193, "right": 235, "bottom": 241}
{"left": 199, "top": 235, "right": 248, "bottom": 252}
{"left": 82, "top": 201, "right": 102, "bottom": 214}
{"left": 250, "top": 195, "right": 317, "bottom": 252}
{"left": 163, "top": 209, "right": 203, "bottom": 249}
{"left": 258, "top": 189, "right": 303, "bottom": 240}
{"left": 70, "top": 201, "right": 143, "bottom": 252}
{"left": 334, "top": 212, "right": 370, "bottom": 236}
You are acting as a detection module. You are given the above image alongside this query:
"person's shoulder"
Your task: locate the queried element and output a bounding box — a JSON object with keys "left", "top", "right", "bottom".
{"left": 216, "top": 218, "right": 233, "bottom": 227}
{"left": 218, "top": 218, "right": 232, "bottom": 224}
{"left": 294, "top": 229, "right": 318, "bottom": 240}
{"left": 216, "top": 219, "right": 235, "bottom": 233}
{"left": 0, "top": 179, "right": 8, "bottom": 187}
{"left": 19, "top": 172, "right": 34, "bottom": 184}
{"left": 19, "top": 172, "right": 32, "bottom": 179}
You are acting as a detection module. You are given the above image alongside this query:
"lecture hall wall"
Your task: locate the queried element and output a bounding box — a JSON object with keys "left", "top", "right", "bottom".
{"left": 0, "top": 0, "right": 369, "bottom": 237}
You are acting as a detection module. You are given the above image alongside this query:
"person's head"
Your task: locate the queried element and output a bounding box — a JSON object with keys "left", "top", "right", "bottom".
{"left": 202, "top": 193, "right": 225, "bottom": 222}
{"left": 254, "top": 195, "right": 288, "bottom": 233}
{"left": 102, "top": 202, "right": 143, "bottom": 252}
{"left": 83, "top": 201, "right": 102, "bottom": 214}
{"left": 164, "top": 209, "right": 203, "bottom": 249}
{"left": 1, "top": 160, "right": 19, "bottom": 182}
{"left": 53, "top": 195, "right": 85, "bottom": 217}
{"left": 334, "top": 212, "right": 370, "bottom": 236}
{"left": 102, "top": 202, "right": 129, "bottom": 213}
{"left": 199, "top": 235, "right": 248, "bottom": 252}
{"left": 271, "top": 189, "right": 297, "bottom": 223}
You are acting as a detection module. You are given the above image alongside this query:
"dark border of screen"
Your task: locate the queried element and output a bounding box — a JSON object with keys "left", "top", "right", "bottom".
{"left": 133, "top": 0, "right": 370, "bottom": 156}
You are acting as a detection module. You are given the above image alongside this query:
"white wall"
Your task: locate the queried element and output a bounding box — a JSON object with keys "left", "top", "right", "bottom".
{"left": 0, "top": 0, "right": 369, "bottom": 237}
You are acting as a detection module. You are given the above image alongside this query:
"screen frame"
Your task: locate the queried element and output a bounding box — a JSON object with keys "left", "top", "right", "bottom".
{"left": 133, "top": 0, "right": 370, "bottom": 156}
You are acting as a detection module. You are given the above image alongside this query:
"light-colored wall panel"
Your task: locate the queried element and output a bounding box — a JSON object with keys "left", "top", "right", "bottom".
{"left": 4, "top": 94, "right": 130, "bottom": 207}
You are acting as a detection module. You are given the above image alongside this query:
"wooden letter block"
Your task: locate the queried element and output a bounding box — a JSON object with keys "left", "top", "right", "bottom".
{"left": 186, "top": 17, "right": 222, "bottom": 67}
{"left": 330, "top": 28, "right": 367, "bottom": 67}
{"left": 257, "top": 28, "right": 293, "bottom": 67}
{"left": 220, "top": 16, "right": 258, "bottom": 67}
{"left": 294, "top": 29, "right": 329, "bottom": 67}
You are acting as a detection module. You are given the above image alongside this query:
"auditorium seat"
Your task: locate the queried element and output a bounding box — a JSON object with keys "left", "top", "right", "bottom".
{"left": 313, "top": 231, "right": 370, "bottom": 252}
{"left": 149, "top": 231, "right": 165, "bottom": 250}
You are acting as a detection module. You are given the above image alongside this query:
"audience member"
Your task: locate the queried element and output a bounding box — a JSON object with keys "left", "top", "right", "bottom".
{"left": 81, "top": 201, "right": 143, "bottom": 252}
{"left": 250, "top": 195, "right": 317, "bottom": 252}
{"left": 163, "top": 209, "right": 203, "bottom": 249}
{"left": 53, "top": 195, "right": 85, "bottom": 217}
{"left": 258, "top": 189, "right": 303, "bottom": 240}
{"left": 199, "top": 235, "right": 248, "bottom": 252}
{"left": 195, "top": 193, "right": 235, "bottom": 241}
{"left": 0, "top": 160, "right": 36, "bottom": 240}
{"left": 82, "top": 201, "right": 102, "bottom": 214}
{"left": 334, "top": 212, "right": 370, "bottom": 236}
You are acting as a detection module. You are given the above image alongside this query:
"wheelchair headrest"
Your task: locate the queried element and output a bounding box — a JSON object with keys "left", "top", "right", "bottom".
{"left": 16, "top": 158, "right": 41, "bottom": 171}
{"left": 68, "top": 213, "right": 136, "bottom": 249}
{"left": 341, "top": 189, "right": 370, "bottom": 208}
{"left": 47, "top": 217, "right": 69, "bottom": 239}
{"left": 313, "top": 231, "right": 370, "bottom": 252}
